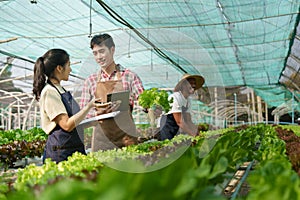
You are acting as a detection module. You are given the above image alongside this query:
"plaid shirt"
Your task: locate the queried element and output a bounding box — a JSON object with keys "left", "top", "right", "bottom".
{"left": 79, "top": 64, "right": 144, "bottom": 118}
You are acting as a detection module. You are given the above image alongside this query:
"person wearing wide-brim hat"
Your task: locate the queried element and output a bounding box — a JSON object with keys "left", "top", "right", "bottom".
{"left": 159, "top": 74, "right": 205, "bottom": 141}
{"left": 174, "top": 74, "right": 205, "bottom": 92}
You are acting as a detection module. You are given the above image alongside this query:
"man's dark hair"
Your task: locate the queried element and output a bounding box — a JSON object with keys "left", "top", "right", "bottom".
{"left": 90, "top": 33, "right": 115, "bottom": 49}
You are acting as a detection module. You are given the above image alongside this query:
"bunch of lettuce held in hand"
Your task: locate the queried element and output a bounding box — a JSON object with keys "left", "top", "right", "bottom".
{"left": 138, "top": 88, "right": 173, "bottom": 113}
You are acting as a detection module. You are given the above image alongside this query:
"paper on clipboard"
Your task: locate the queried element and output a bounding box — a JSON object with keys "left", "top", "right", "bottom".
{"left": 79, "top": 111, "right": 120, "bottom": 126}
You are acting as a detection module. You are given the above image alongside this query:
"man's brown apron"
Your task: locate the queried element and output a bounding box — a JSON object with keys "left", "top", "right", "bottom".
{"left": 92, "top": 71, "right": 138, "bottom": 151}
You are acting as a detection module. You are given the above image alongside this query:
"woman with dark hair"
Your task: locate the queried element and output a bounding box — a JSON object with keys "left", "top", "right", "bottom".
{"left": 33, "top": 48, "right": 99, "bottom": 163}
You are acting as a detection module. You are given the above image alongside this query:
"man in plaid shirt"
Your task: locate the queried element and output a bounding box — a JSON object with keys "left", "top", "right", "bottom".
{"left": 79, "top": 33, "right": 144, "bottom": 118}
{"left": 79, "top": 33, "right": 144, "bottom": 151}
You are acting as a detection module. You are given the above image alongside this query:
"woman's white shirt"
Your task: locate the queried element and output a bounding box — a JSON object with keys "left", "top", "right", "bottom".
{"left": 39, "top": 84, "right": 67, "bottom": 134}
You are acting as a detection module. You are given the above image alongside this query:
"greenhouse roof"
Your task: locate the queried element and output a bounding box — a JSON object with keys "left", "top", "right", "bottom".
{"left": 1, "top": 0, "right": 300, "bottom": 111}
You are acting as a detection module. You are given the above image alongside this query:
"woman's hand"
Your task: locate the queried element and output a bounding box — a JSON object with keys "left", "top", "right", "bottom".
{"left": 87, "top": 98, "right": 102, "bottom": 109}
{"left": 94, "top": 100, "right": 121, "bottom": 115}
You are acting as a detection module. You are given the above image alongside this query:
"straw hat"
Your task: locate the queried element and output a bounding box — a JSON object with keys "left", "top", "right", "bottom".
{"left": 174, "top": 74, "right": 205, "bottom": 92}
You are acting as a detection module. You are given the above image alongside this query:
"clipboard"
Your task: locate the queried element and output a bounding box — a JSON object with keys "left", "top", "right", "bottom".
{"left": 107, "top": 91, "right": 130, "bottom": 111}
{"left": 79, "top": 111, "right": 120, "bottom": 126}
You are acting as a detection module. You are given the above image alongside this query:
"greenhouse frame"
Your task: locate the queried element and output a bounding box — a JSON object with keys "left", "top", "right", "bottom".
{"left": 0, "top": 1, "right": 300, "bottom": 200}
{"left": 0, "top": 0, "right": 300, "bottom": 130}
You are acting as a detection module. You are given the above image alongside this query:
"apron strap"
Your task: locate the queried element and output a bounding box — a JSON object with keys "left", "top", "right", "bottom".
{"left": 97, "top": 65, "right": 123, "bottom": 82}
{"left": 47, "top": 80, "right": 67, "bottom": 94}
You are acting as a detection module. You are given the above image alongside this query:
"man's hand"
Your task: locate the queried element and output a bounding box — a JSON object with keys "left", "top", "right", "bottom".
{"left": 95, "top": 100, "right": 121, "bottom": 115}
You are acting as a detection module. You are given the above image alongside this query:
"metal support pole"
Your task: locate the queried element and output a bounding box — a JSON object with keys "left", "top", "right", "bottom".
{"left": 257, "top": 96, "right": 262, "bottom": 122}
{"left": 215, "top": 87, "right": 218, "bottom": 127}
{"left": 292, "top": 91, "right": 294, "bottom": 124}
{"left": 251, "top": 89, "right": 256, "bottom": 124}
{"left": 234, "top": 93, "right": 237, "bottom": 125}
{"left": 22, "top": 97, "right": 35, "bottom": 130}
{"left": 265, "top": 103, "right": 268, "bottom": 124}
{"left": 8, "top": 107, "right": 12, "bottom": 130}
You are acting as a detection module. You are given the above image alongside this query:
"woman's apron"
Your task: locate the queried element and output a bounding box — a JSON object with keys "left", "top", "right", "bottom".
{"left": 159, "top": 105, "right": 188, "bottom": 140}
{"left": 92, "top": 71, "right": 138, "bottom": 151}
{"left": 43, "top": 84, "right": 86, "bottom": 163}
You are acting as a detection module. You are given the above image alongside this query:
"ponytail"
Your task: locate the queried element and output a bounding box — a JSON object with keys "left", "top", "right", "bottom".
{"left": 33, "top": 57, "right": 46, "bottom": 101}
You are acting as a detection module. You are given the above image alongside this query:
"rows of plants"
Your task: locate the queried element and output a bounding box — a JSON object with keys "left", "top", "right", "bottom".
{"left": 275, "top": 126, "right": 300, "bottom": 175}
{"left": 239, "top": 124, "right": 300, "bottom": 199}
{"left": 0, "top": 128, "right": 47, "bottom": 169}
{"left": 0, "top": 124, "right": 299, "bottom": 200}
